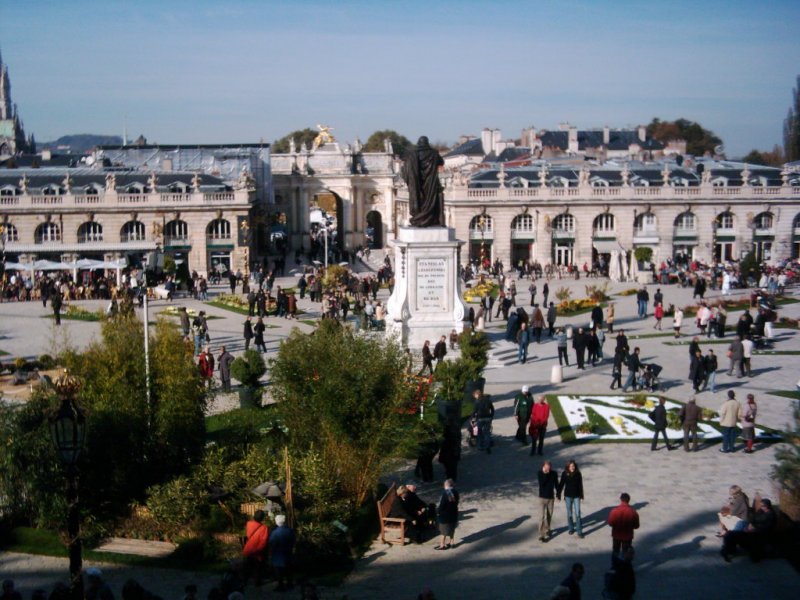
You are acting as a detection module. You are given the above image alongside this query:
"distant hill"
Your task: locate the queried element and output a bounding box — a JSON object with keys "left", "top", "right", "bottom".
{"left": 39, "top": 134, "right": 123, "bottom": 154}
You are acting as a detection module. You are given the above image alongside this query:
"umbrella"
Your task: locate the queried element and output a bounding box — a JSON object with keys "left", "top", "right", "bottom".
{"left": 609, "top": 250, "right": 621, "bottom": 283}
{"left": 252, "top": 481, "right": 284, "bottom": 500}
{"left": 338, "top": 261, "right": 349, "bottom": 267}
{"left": 312, "top": 260, "right": 323, "bottom": 266}
{"left": 629, "top": 251, "right": 639, "bottom": 282}
{"left": 2, "top": 262, "right": 34, "bottom": 271}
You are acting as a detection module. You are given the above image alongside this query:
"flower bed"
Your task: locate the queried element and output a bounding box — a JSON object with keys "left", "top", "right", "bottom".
{"left": 549, "top": 394, "right": 781, "bottom": 443}
{"left": 463, "top": 281, "right": 499, "bottom": 304}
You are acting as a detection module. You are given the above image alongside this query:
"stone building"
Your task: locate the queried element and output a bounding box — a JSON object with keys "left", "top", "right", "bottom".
{"left": 0, "top": 51, "right": 30, "bottom": 157}
{"left": 0, "top": 165, "right": 255, "bottom": 277}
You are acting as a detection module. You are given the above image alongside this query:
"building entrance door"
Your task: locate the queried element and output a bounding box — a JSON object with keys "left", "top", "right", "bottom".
{"left": 714, "top": 242, "right": 734, "bottom": 262}
{"left": 554, "top": 242, "right": 573, "bottom": 266}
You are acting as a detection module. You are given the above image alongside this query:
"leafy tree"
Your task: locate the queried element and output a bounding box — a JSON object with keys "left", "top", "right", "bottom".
{"left": 784, "top": 75, "right": 800, "bottom": 162}
{"left": 771, "top": 400, "right": 800, "bottom": 519}
{"left": 742, "top": 146, "right": 784, "bottom": 167}
{"left": 272, "top": 128, "right": 319, "bottom": 153}
{"left": 646, "top": 118, "right": 723, "bottom": 156}
{"left": 271, "top": 320, "right": 419, "bottom": 507}
{"left": 363, "top": 130, "right": 413, "bottom": 157}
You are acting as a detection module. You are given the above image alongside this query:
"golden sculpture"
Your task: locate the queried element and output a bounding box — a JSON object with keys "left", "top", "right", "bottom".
{"left": 312, "top": 124, "right": 335, "bottom": 151}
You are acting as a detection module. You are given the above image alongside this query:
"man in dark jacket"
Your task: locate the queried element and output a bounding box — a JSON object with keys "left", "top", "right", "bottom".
{"left": 622, "top": 347, "right": 642, "bottom": 392}
{"left": 243, "top": 317, "right": 254, "bottom": 351}
{"left": 591, "top": 302, "right": 604, "bottom": 331}
{"left": 218, "top": 346, "right": 235, "bottom": 392}
{"left": 433, "top": 335, "right": 448, "bottom": 366}
{"left": 513, "top": 386, "right": 534, "bottom": 443}
{"left": 689, "top": 349, "right": 706, "bottom": 392}
{"left": 680, "top": 397, "right": 701, "bottom": 451}
{"left": 269, "top": 514, "right": 296, "bottom": 591}
{"left": 547, "top": 301, "right": 557, "bottom": 336}
{"left": 609, "top": 547, "right": 636, "bottom": 600}
{"left": 473, "top": 390, "right": 495, "bottom": 453}
{"left": 537, "top": 461, "right": 559, "bottom": 542}
{"left": 649, "top": 397, "right": 674, "bottom": 451}
{"left": 573, "top": 327, "right": 587, "bottom": 370}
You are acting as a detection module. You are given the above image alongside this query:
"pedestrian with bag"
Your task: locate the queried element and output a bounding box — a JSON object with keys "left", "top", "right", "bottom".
{"left": 557, "top": 460, "right": 585, "bottom": 538}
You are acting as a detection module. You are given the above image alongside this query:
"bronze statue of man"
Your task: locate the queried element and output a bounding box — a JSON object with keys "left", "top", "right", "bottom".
{"left": 403, "top": 136, "right": 445, "bottom": 227}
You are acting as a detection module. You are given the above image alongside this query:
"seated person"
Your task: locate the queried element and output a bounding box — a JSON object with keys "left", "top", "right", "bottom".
{"left": 721, "top": 498, "right": 776, "bottom": 562}
{"left": 387, "top": 485, "right": 432, "bottom": 543}
{"left": 717, "top": 505, "right": 747, "bottom": 536}
{"left": 402, "top": 484, "right": 435, "bottom": 528}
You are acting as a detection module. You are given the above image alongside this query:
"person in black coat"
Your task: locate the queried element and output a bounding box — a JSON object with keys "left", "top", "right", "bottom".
{"left": 610, "top": 348, "right": 625, "bottom": 390}
{"left": 51, "top": 288, "right": 63, "bottom": 325}
{"left": 435, "top": 479, "right": 459, "bottom": 550}
{"left": 615, "top": 330, "right": 629, "bottom": 355}
{"left": 438, "top": 432, "right": 460, "bottom": 481}
{"left": 622, "top": 347, "right": 642, "bottom": 392}
{"left": 591, "top": 303, "right": 604, "bottom": 331}
{"left": 689, "top": 349, "right": 706, "bottom": 392}
{"left": 649, "top": 397, "right": 674, "bottom": 451}
{"left": 418, "top": 340, "right": 434, "bottom": 376}
{"left": 433, "top": 335, "right": 448, "bottom": 366}
{"left": 243, "top": 317, "right": 254, "bottom": 351}
{"left": 609, "top": 548, "right": 636, "bottom": 600}
{"left": 572, "top": 327, "right": 587, "bottom": 369}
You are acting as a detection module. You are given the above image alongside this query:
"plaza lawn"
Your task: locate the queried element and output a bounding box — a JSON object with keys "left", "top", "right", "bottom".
{"left": 548, "top": 394, "right": 782, "bottom": 444}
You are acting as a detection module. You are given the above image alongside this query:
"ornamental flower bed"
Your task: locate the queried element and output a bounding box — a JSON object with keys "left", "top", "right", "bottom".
{"left": 550, "top": 394, "right": 781, "bottom": 443}
{"left": 463, "top": 281, "right": 499, "bottom": 304}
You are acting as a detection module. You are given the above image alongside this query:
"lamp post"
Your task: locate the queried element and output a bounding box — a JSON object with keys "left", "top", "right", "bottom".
{"left": 478, "top": 214, "right": 486, "bottom": 270}
{"left": 49, "top": 371, "right": 86, "bottom": 600}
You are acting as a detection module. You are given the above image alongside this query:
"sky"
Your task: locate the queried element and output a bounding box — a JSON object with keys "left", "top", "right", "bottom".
{"left": 1, "top": 0, "right": 799, "bottom": 157}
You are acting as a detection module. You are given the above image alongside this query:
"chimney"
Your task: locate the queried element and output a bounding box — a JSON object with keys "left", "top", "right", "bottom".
{"left": 492, "top": 129, "right": 502, "bottom": 153}
{"left": 41, "top": 149, "right": 52, "bottom": 161}
{"left": 603, "top": 126, "right": 610, "bottom": 145}
{"left": 568, "top": 126, "right": 578, "bottom": 153}
{"left": 559, "top": 122, "right": 571, "bottom": 131}
{"left": 480, "top": 128, "right": 493, "bottom": 155}
{"left": 638, "top": 125, "right": 646, "bottom": 142}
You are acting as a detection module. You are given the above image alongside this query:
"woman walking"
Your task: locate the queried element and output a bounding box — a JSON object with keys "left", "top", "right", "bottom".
{"left": 654, "top": 302, "right": 664, "bottom": 330}
{"left": 672, "top": 306, "right": 684, "bottom": 338}
{"left": 254, "top": 317, "right": 267, "bottom": 353}
{"left": 436, "top": 479, "right": 460, "bottom": 550}
{"left": 742, "top": 394, "right": 758, "bottom": 453}
{"left": 557, "top": 460, "right": 585, "bottom": 538}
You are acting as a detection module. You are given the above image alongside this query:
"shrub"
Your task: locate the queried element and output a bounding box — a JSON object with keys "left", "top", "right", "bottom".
{"left": 584, "top": 283, "right": 610, "bottom": 302}
{"left": 38, "top": 354, "right": 56, "bottom": 370}
{"left": 555, "top": 287, "right": 572, "bottom": 302}
{"left": 230, "top": 350, "right": 267, "bottom": 388}
{"left": 458, "top": 330, "right": 489, "bottom": 378}
{"left": 634, "top": 247, "right": 653, "bottom": 264}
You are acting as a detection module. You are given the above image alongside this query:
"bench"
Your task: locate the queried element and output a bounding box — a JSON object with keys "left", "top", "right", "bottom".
{"left": 377, "top": 482, "right": 406, "bottom": 546}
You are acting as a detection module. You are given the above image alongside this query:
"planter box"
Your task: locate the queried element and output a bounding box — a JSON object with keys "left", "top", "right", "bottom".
{"left": 636, "top": 272, "right": 654, "bottom": 284}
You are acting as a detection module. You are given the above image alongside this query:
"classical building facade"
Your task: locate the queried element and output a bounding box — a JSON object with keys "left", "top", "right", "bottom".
{"left": 0, "top": 166, "right": 255, "bottom": 276}
{"left": 395, "top": 159, "right": 800, "bottom": 268}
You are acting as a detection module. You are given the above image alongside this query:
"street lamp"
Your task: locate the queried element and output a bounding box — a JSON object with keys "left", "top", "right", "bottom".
{"left": 478, "top": 214, "right": 486, "bottom": 269}
{"left": 49, "top": 371, "right": 86, "bottom": 600}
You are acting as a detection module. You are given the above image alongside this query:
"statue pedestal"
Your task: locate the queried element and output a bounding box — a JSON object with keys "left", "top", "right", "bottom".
{"left": 386, "top": 227, "right": 468, "bottom": 349}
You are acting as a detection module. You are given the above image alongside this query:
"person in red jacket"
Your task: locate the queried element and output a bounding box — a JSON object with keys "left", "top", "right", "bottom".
{"left": 607, "top": 492, "right": 640, "bottom": 560}
{"left": 529, "top": 395, "right": 550, "bottom": 456}
{"left": 242, "top": 510, "right": 270, "bottom": 585}
{"left": 198, "top": 347, "right": 214, "bottom": 388}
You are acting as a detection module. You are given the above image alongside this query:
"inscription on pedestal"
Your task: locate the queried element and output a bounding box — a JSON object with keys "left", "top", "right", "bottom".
{"left": 416, "top": 258, "right": 447, "bottom": 311}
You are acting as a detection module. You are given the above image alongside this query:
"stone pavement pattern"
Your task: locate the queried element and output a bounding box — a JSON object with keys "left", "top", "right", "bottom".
{"left": 1, "top": 266, "right": 799, "bottom": 598}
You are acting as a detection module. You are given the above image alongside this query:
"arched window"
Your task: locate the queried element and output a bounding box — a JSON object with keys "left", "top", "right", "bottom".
{"left": 511, "top": 214, "right": 534, "bottom": 233}
{"left": 165, "top": 219, "right": 189, "bottom": 242}
{"left": 674, "top": 212, "right": 696, "bottom": 231}
{"left": 42, "top": 184, "right": 63, "bottom": 196}
{"left": 77, "top": 222, "right": 103, "bottom": 243}
{"left": 207, "top": 218, "right": 231, "bottom": 240}
{"left": 634, "top": 213, "right": 657, "bottom": 234}
{"left": 754, "top": 212, "right": 773, "bottom": 229}
{"left": 84, "top": 184, "right": 101, "bottom": 196}
{"left": 590, "top": 177, "right": 609, "bottom": 188}
{"left": 2, "top": 223, "right": 19, "bottom": 242}
{"left": 469, "top": 215, "right": 493, "bottom": 233}
{"left": 0, "top": 186, "right": 20, "bottom": 197}
{"left": 35, "top": 222, "right": 61, "bottom": 243}
{"left": 716, "top": 212, "right": 734, "bottom": 229}
{"left": 125, "top": 183, "right": 145, "bottom": 194}
{"left": 168, "top": 182, "right": 188, "bottom": 193}
{"left": 593, "top": 214, "right": 615, "bottom": 234}
{"left": 121, "top": 220, "right": 146, "bottom": 242}
{"left": 549, "top": 176, "right": 570, "bottom": 188}
{"left": 552, "top": 213, "right": 575, "bottom": 233}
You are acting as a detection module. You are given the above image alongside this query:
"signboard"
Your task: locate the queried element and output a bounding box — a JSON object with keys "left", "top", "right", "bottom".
{"left": 416, "top": 258, "right": 447, "bottom": 311}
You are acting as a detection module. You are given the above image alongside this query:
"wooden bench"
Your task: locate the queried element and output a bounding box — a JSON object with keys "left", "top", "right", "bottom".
{"left": 377, "top": 482, "right": 406, "bottom": 546}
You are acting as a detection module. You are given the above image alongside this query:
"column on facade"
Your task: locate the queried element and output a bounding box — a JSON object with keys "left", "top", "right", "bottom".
{"left": 188, "top": 211, "right": 208, "bottom": 276}
{"left": 774, "top": 205, "right": 792, "bottom": 262}
{"left": 535, "top": 207, "right": 552, "bottom": 267}
{"left": 695, "top": 203, "right": 715, "bottom": 264}
{"left": 654, "top": 206, "right": 672, "bottom": 267}
{"left": 383, "top": 185, "right": 395, "bottom": 242}
{"left": 574, "top": 206, "right": 594, "bottom": 269}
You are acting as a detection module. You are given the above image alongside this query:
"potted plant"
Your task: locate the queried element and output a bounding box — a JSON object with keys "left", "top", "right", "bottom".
{"left": 230, "top": 349, "right": 267, "bottom": 408}
{"left": 633, "top": 247, "right": 654, "bottom": 284}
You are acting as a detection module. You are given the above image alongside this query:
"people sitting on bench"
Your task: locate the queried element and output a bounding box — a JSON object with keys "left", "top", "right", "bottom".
{"left": 389, "top": 484, "right": 435, "bottom": 543}
{"left": 721, "top": 497, "right": 777, "bottom": 562}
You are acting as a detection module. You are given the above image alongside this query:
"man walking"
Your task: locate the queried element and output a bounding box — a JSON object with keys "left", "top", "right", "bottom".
{"left": 537, "top": 460, "right": 558, "bottom": 542}
{"left": 607, "top": 492, "right": 640, "bottom": 558}
{"left": 680, "top": 397, "right": 702, "bottom": 452}
{"left": 513, "top": 386, "right": 534, "bottom": 444}
{"left": 726, "top": 335, "right": 744, "bottom": 378}
{"left": 517, "top": 322, "right": 531, "bottom": 364}
{"left": 556, "top": 328, "right": 569, "bottom": 366}
{"left": 433, "top": 335, "right": 448, "bottom": 367}
{"left": 719, "top": 390, "right": 742, "bottom": 453}
{"left": 546, "top": 301, "right": 557, "bottom": 336}
{"left": 741, "top": 335, "right": 754, "bottom": 377}
{"left": 622, "top": 347, "right": 642, "bottom": 392}
{"left": 649, "top": 397, "right": 674, "bottom": 451}
{"left": 573, "top": 327, "right": 587, "bottom": 370}
{"left": 529, "top": 395, "right": 550, "bottom": 456}
{"left": 218, "top": 346, "right": 234, "bottom": 393}
{"left": 243, "top": 316, "right": 254, "bottom": 351}
{"left": 703, "top": 349, "right": 718, "bottom": 393}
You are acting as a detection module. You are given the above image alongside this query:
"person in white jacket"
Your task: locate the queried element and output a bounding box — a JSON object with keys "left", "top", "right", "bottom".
{"left": 672, "top": 307, "right": 684, "bottom": 338}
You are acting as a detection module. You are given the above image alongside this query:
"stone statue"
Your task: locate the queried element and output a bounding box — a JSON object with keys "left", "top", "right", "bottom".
{"left": 579, "top": 165, "right": 589, "bottom": 186}
{"left": 621, "top": 163, "right": 631, "bottom": 187}
{"left": 312, "top": 124, "right": 335, "bottom": 151}
{"left": 148, "top": 172, "right": 158, "bottom": 191}
{"left": 192, "top": 172, "right": 201, "bottom": 192}
{"left": 402, "top": 136, "right": 445, "bottom": 228}
{"left": 62, "top": 172, "right": 72, "bottom": 193}
{"left": 105, "top": 173, "right": 116, "bottom": 191}
{"left": 19, "top": 174, "right": 29, "bottom": 192}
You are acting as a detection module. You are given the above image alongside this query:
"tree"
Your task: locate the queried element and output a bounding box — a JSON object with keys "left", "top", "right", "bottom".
{"left": 271, "top": 320, "right": 419, "bottom": 507}
{"left": 772, "top": 400, "right": 800, "bottom": 520}
{"left": 646, "top": 118, "right": 722, "bottom": 156}
{"left": 742, "top": 147, "right": 784, "bottom": 167}
{"left": 363, "top": 130, "right": 412, "bottom": 157}
{"left": 784, "top": 75, "right": 800, "bottom": 162}
{"left": 272, "top": 128, "right": 319, "bottom": 154}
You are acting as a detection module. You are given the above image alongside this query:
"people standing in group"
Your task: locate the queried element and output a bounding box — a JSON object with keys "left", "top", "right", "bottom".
{"left": 719, "top": 390, "right": 742, "bottom": 453}
{"left": 557, "top": 460, "right": 584, "bottom": 538}
{"left": 418, "top": 340, "right": 434, "bottom": 376}
{"left": 741, "top": 394, "right": 758, "bottom": 454}
{"left": 679, "top": 397, "right": 701, "bottom": 452}
{"left": 435, "top": 479, "right": 459, "bottom": 550}
{"left": 254, "top": 317, "right": 267, "bottom": 353}
{"left": 649, "top": 397, "right": 674, "bottom": 451}
{"left": 529, "top": 395, "right": 550, "bottom": 456}
{"left": 514, "top": 386, "right": 534, "bottom": 444}
{"left": 218, "top": 346, "right": 234, "bottom": 393}
{"left": 537, "top": 460, "right": 559, "bottom": 542}
{"left": 556, "top": 328, "right": 570, "bottom": 366}
{"left": 607, "top": 493, "right": 640, "bottom": 558}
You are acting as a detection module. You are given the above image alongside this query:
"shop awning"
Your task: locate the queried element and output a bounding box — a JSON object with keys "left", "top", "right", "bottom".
{"left": 592, "top": 239, "right": 622, "bottom": 253}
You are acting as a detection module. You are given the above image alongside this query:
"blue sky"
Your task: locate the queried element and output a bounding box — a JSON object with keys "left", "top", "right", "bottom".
{"left": 1, "top": 0, "right": 798, "bottom": 157}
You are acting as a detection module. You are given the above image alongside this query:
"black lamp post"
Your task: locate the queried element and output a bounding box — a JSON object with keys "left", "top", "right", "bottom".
{"left": 49, "top": 371, "right": 86, "bottom": 600}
